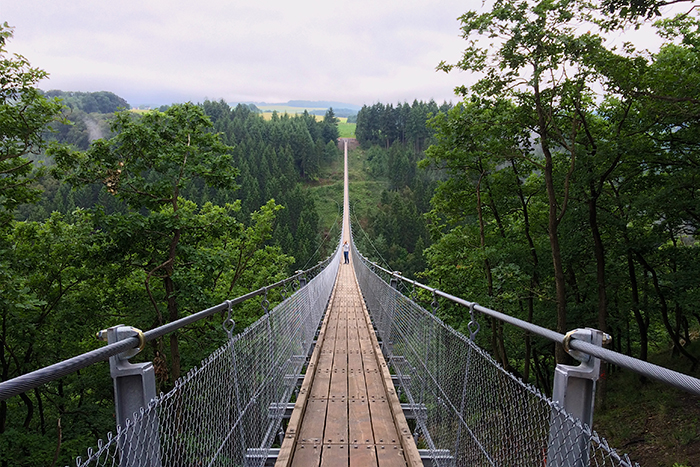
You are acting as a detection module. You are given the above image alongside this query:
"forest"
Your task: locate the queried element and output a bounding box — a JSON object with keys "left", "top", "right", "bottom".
{"left": 347, "top": 2, "right": 700, "bottom": 464}
{"left": 0, "top": 21, "right": 348, "bottom": 463}
{"left": 349, "top": 100, "right": 450, "bottom": 278}
{"left": 2, "top": 0, "right": 700, "bottom": 464}
{"left": 418, "top": 0, "right": 700, "bottom": 379}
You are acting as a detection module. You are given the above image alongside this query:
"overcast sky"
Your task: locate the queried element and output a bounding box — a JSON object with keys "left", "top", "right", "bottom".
{"left": 5, "top": 1, "right": 687, "bottom": 109}
{"left": 4, "top": 0, "right": 477, "bottom": 108}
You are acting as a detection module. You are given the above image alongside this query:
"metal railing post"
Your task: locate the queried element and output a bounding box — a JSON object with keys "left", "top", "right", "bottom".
{"left": 389, "top": 274, "right": 400, "bottom": 290}
{"left": 547, "top": 328, "right": 608, "bottom": 467}
{"left": 296, "top": 270, "right": 307, "bottom": 288}
{"left": 100, "top": 324, "right": 160, "bottom": 467}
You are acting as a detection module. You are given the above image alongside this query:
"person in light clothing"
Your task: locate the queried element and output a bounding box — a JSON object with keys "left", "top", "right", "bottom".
{"left": 343, "top": 241, "right": 349, "bottom": 264}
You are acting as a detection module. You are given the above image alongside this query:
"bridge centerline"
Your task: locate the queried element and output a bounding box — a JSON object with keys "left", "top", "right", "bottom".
{"left": 275, "top": 140, "right": 422, "bottom": 467}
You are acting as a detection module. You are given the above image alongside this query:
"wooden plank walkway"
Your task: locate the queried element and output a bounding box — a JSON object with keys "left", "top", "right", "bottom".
{"left": 276, "top": 139, "right": 422, "bottom": 467}
{"left": 276, "top": 260, "right": 422, "bottom": 467}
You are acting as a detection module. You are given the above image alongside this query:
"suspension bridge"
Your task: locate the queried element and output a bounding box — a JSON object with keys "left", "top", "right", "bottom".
{"left": 2, "top": 140, "right": 700, "bottom": 466}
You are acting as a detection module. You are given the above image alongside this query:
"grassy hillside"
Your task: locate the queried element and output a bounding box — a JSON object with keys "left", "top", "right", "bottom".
{"left": 309, "top": 155, "right": 343, "bottom": 232}
{"left": 338, "top": 121, "right": 356, "bottom": 138}
{"left": 306, "top": 143, "right": 384, "bottom": 236}
{"left": 257, "top": 104, "right": 328, "bottom": 114}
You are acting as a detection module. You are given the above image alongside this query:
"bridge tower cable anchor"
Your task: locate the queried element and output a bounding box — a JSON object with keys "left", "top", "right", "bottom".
{"left": 295, "top": 270, "right": 306, "bottom": 288}
{"left": 430, "top": 290, "right": 439, "bottom": 315}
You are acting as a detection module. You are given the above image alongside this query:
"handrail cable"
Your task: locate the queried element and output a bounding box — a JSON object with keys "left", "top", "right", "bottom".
{"left": 0, "top": 257, "right": 335, "bottom": 402}
{"left": 360, "top": 251, "right": 700, "bottom": 397}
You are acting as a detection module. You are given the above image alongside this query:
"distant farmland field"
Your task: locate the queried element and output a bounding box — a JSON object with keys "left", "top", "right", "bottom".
{"left": 338, "top": 122, "right": 356, "bottom": 138}
{"left": 255, "top": 105, "right": 355, "bottom": 137}
{"left": 257, "top": 104, "right": 327, "bottom": 115}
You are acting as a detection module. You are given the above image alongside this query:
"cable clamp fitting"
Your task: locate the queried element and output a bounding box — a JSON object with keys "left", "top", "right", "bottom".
{"left": 97, "top": 325, "right": 146, "bottom": 360}
{"left": 467, "top": 302, "right": 480, "bottom": 341}
{"left": 223, "top": 300, "right": 235, "bottom": 339}
{"left": 563, "top": 328, "right": 611, "bottom": 364}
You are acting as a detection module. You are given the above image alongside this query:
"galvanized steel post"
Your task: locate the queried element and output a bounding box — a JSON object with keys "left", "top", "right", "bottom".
{"left": 101, "top": 324, "right": 160, "bottom": 467}
{"left": 547, "top": 328, "right": 608, "bottom": 467}
{"left": 296, "top": 270, "right": 307, "bottom": 288}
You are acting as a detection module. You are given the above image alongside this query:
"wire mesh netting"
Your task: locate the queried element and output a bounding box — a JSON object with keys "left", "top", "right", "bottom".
{"left": 72, "top": 247, "right": 341, "bottom": 467}
{"left": 351, "top": 243, "right": 638, "bottom": 467}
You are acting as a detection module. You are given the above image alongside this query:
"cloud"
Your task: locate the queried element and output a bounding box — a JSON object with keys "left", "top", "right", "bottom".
{"left": 4, "top": 0, "right": 472, "bottom": 106}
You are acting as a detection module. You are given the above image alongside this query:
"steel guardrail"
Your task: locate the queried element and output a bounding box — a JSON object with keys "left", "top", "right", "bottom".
{"left": 363, "top": 259, "right": 700, "bottom": 397}
{"left": 0, "top": 260, "right": 332, "bottom": 402}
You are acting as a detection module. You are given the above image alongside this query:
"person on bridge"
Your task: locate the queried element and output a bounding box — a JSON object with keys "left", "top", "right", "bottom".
{"left": 343, "top": 241, "right": 349, "bottom": 264}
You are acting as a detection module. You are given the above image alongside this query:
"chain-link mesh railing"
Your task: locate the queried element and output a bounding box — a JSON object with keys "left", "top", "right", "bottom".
{"left": 351, "top": 242, "right": 637, "bottom": 467}
{"left": 72, "top": 246, "right": 341, "bottom": 467}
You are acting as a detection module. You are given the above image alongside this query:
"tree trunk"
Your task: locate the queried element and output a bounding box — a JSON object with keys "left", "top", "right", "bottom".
{"left": 588, "top": 192, "right": 609, "bottom": 409}
{"left": 615, "top": 194, "right": 648, "bottom": 361}
{"left": 546, "top": 167, "right": 568, "bottom": 363}
{"left": 496, "top": 320, "right": 511, "bottom": 372}
{"left": 532, "top": 348, "right": 552, "bottom": 395}
{"left": 588, "top": 194, "right": 608, "bottom": 333}
{"left": 18, "top": 392, "right": 33, "bottom": 429}
{"left": 35, "top": 387, "right": 46, "bottom": 435}
{"left": 476, "top": 171, "right": 507, "bottom": 368}
{"left": 636, "top": 252, "right": 698, "bottom": 369}
{"left": 166, "top": 227, "right": 182, "bottom": 382}
{"left": 520, "top": 300, "right": 532, "bottom": 384}
{"left": 534, "top": 78, "right": 568, "bottom": 364}
{"left": 511, "top": 159, "right": 538, "bottom": 385}
{"left": 165, "top": 275, "right": 181, "bottom": 382}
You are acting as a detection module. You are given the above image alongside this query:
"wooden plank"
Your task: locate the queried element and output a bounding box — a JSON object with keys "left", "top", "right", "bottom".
{"left": 376, "top": 445, "right": 407, "bottom": 467}
{"left": 347, "top": 355, "right": 367, "bottom": 398}
{"left": 298, "top": 398, "right": 328, "bottom": 444}
{"left": 350, "top": 444, "right": 378, "bottom": 467}
{"left": 320, "top": 444, "right": 349, "bottom": 467}
{"left": 328, "top": 336, "right": 348, "bottom": 396}
{"left": 323, "top": 397, "right": 348, "bottom": 445}
{"left": 363, "top": 368, "right": 386, "bottom": 398}
{"left": 292, "top": 443, "right": 322, "bottom": 466}
{"left": 310, "top": 366, "right": 332, "bottom": 400}
{"left": 368, "top": 397, "right": 400, "bottom": 445}
{"left": 348, "top": 397, "right": 374, "bottom": 445}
